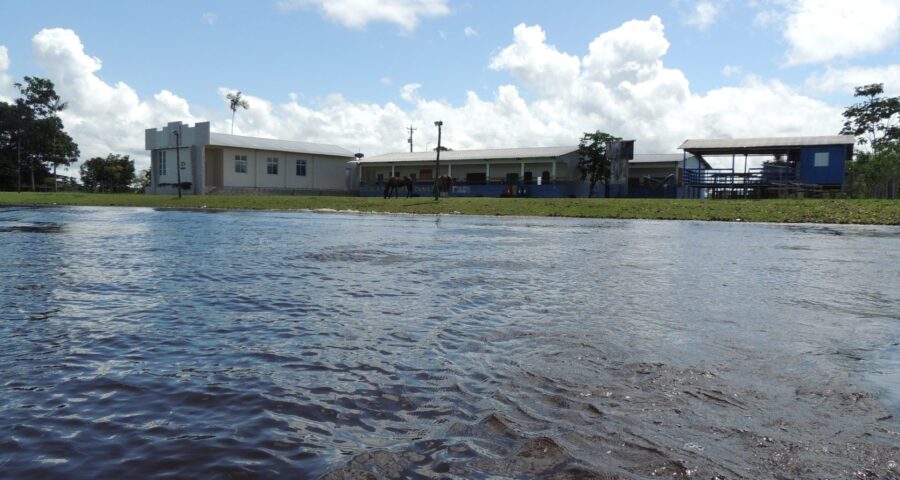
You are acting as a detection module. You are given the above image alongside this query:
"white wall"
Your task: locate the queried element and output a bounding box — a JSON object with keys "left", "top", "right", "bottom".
{"left": 218, "top": 147, "right": 350, "bottom": 190}
{"left": 312, "top": 155, "right": 350, "bottom": 190}
{"left": 286, "top": 156, "right": 314, "bottom": 189}
{"left": 155, "top": 147, "right": 193, "bottom": 184}
{"left": 222, "top": 148, "right": 256, "bottom": 187}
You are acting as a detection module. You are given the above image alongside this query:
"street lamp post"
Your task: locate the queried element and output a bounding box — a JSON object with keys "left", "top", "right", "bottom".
{"left": 433, "top": 120, "right": 442, "bottom": 200}
{"left": 354, "top": 152, "right": 364, "bottom": 189}
{"left": 173, "top": 127, "right": 182, "bottom": 199}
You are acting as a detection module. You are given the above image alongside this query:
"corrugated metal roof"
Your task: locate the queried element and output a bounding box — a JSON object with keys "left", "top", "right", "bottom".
{"left": 629, "top": 153, "right": 685, "bottom": 163}
{"left": 679, "top": 135, "right": 855, "bottom": 151}
{"left": 209, "top": 132, "right": 355, "bottom": 158}
{"left": 629, "top": 153, "right": 711, "bottom": 169}
{"left": 358, "top": 146, "right": 579, "bottom": 163}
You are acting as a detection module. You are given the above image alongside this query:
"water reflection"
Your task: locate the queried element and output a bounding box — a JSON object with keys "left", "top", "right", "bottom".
{"left": 0, "top": 206, "right": 898, "bottom": 478}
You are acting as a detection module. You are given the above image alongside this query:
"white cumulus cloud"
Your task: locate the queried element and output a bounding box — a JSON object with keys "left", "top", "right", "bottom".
{"left": 685, "top": 1, "right": 721, "bottom": 30}
{"left": 0, "top": 46, "right": 15, "bottom": 102}
{"left": 276, "top": 0, "right": 450, "bottom": 31}
{"left": 805, "top": 65, "right": 900, "bottom": 96}
{"left": 721, "top": 64, "right": 741, "bottom": 77}
{"left": 760, "top": 0, "right": 900, "bottom": 65}
{"left": 31, "top": 28, "right": 199, "bottom": 172}
{"left": 464, "top": 26, "right": 478, "bottom": 37}
{"left": 489, "top": 23, "right": 580, "bottom": 97}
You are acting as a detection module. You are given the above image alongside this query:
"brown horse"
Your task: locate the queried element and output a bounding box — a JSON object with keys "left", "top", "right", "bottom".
{"left": 433, "top": 175, "right": 454, "bottom": 199}
{"left": 384, "top": 176, "right": 414, "bottom": 198}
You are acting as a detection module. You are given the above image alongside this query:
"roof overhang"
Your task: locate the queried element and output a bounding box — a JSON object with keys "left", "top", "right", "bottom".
{"left": 359, "top": 146, "right": 579, "bottom": 164}
{"left": 207, "top": 132, "right": 355, "bottom": 158}
{"left": 679, "top": 135, "right": 855, "bottom": 156}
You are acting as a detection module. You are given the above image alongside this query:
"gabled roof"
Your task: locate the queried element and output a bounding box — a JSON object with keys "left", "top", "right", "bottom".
{"left": 209, "top": 132, "right": 355, "bottom": 158}
{"left": 679, "top": 135, "right": 855, "bottom": 155}
{"left": 359, "top": 146, "right": 579, "bottom": 163}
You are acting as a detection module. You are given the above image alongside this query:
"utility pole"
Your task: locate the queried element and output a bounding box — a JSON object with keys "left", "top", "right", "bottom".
{"left": 406, "top": 125, "right": 417, "bottom": 153}
{"left": 433, "top": 120, "right": 442, "bottom": 200}
{"left": 173, "top": 127, "right": 182, "bottom": 199}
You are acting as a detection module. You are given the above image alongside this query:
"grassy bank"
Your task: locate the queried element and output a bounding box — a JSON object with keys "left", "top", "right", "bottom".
{"left": 1, "top": 192, "right": 898, "bottom": 225}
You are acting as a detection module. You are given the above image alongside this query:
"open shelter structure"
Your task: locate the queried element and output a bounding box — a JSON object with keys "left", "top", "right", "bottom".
{"left": 678, "top": 135, "right": 855, "bottom": 198}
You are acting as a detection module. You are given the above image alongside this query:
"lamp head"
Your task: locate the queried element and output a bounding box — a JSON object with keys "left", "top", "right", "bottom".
{"left": 434, "top": 120, "right": 443, "bottom": 127}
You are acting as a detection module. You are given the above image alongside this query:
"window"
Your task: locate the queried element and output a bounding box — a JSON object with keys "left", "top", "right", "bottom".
{"left": 814, "top": 152, "right": 829, "bottom": 167}
{"left": 419, "top": 169, "right": 432, "bottom": 180}
{"left": 295, "top": 159, "right": 307, "bottom": 176}
{"left": 267, "top": 157, "right": 279, "bottom": 175}
{"left": 377, "top": 173, "right": 384, "bottom": 183}
{"left": 159, "top": 151, "right": 167, "bottom": 176}
{"left": 235, "top": 155, "right": 247, "bottom": 173}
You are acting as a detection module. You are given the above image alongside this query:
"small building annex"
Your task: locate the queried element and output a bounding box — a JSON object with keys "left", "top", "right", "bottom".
{"left": 145, "top": 121, "right": 357, "bottom": 195}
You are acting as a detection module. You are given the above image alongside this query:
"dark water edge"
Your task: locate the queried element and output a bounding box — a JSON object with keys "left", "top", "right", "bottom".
{"left": 0, "top": 206, "right": 898, "bottom": 479}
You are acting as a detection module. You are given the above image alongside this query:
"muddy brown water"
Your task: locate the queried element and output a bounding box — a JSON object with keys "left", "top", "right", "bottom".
{"left": 1, "top": 206, "right": 898, "bottom": 479}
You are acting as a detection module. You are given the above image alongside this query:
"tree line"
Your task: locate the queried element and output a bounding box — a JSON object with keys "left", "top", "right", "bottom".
{"left": 841, "top": 84, "right": 900, "bottom": 198}
{"left": 0, "top": 76, "right": 144, "bottom": 193}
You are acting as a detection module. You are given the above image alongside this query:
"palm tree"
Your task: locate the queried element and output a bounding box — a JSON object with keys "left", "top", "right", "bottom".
{"left": 226, "top": 91, "right": 249, "bottom": 135}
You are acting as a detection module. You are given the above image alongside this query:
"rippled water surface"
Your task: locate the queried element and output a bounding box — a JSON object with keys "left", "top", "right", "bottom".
{"left": 1, "top": 206, "right": 898, "bottom": 479}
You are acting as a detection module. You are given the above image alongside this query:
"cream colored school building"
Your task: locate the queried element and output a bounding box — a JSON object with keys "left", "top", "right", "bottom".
{"left": 145, "top": 121, "right": 357, "bottom": 195}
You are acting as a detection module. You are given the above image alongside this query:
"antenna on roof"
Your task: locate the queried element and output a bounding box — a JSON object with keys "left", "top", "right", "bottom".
{"left": 406, "top": 125, "right": 417, "bottom": 153}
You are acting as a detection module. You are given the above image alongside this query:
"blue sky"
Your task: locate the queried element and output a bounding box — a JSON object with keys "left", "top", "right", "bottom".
{"left": 1, "top": 0, "right": 898, "bottom": 171}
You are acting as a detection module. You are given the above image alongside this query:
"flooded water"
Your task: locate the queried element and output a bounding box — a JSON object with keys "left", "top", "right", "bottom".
{"left": 1, "top": 206, "right": 898, "bottom": 479}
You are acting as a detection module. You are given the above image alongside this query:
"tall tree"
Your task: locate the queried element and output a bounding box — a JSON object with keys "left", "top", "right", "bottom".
{"left": 577, "top": 131, "right": 621, "bottom": 198}
{"left": 226, "top": 91, "right": 249, "bottom": 135}
{"left": 0, "top": 102, "right": 22, "bottom": 190}
{"left": 840, "top": 83, "right": 900, "bottom": 154}
{"left": 841, "top": 84, "right": 900, "bottom": 198}
{"left": 80, "top": 154, "right": 135, "bottom": 193}
{"left": 1, "top": 77, "right": 76, "bottom": 191}
{"left": 28, "top": 117, "right": 79, "bottom": 192}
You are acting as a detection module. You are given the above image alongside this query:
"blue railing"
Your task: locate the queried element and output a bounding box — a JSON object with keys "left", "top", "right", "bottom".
{"left": 683, "top": 166, "right": 796, "bottom": 187}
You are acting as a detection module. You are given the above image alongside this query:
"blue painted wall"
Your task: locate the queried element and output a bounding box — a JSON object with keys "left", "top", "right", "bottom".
{"left": 359, "top": 181, "right": 597, "bottom": 198}
{"left": 797, "top": 145, "right": 846, "bottom": 185}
